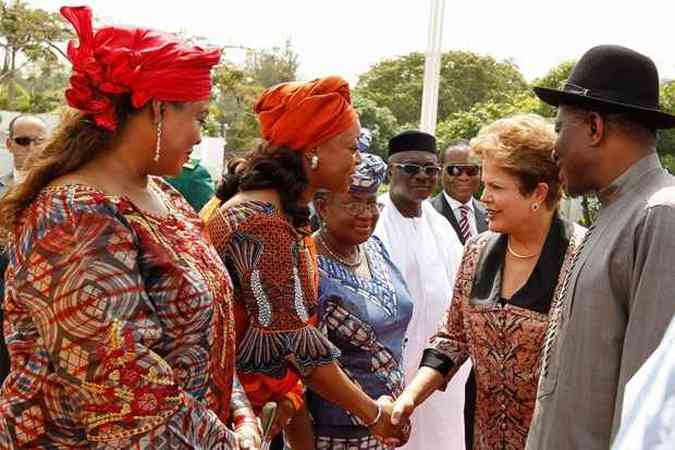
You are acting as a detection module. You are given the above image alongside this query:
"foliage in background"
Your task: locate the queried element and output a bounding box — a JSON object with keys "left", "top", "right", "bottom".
{"left": 0, "top": 0, "right": 72, "bottom": 112}
{"left": 2, "top": 0, "right": 674, "bottom": 182}
{"left": 355, "top": 51, "right": 529, "bottom": 127}
{"left": 659, "top": 80, "right": 675, "bottom": 170}
{"left": 351, "top": 93, "right": 398, "bottom": 159}
{"left": 435, "top": 93, "right": 539, "bottom": 149}
{"left": 209, "top": 41, "right": 300, "bottom": 152}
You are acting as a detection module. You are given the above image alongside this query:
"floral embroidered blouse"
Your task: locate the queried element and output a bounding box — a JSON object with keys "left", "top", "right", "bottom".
{"left": 206, "top": 201, "right": 340, "bottom": 409}
{"left": 421, "top": 215, "right": 585, "bottom": 450}
{"left": 0, "top": 179, "right": 240, "bottom": 449}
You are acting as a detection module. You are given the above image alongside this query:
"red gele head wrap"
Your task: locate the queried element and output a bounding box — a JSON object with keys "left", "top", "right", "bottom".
{"left": 253, "top": 75, "right": 358, "bottom": 151}
{"left": 60, "top": 6, "right": 221, "bottom": 131}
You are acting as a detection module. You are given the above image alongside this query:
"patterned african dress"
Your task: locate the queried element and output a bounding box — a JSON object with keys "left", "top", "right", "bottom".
{"left": 205, "top": 201, "right": 340, "bottom": 411}
{"left": 421, "top": 215, "right": 585, "bottom": 450}
{"left": 308, "top": 236, "right": 414, "bottom": 450}
{"left": 0, "top": 178, "right": 241, "bottom": 449}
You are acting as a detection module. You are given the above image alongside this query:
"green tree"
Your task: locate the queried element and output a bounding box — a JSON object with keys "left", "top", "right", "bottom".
{"left": 209, "top": 62, "right": 262, "bottom": 150}
{"left": 352, "top": 93, "right": 398, "bottom": 159}
{"left": 658, "top": 80, "right": 675, "bottom": 171}
{"left": 0, "top": 59, "right": 70, "bottom": 112}
{"left": 435, "top": 93, "right": 539, "bottom": 149}
{"left": 208, "top": 41, "right": 300, "bottom": 151}
{"left": 356, "top": 51, "right": 529, "bottom": 127}
{"left": 530, "top": 60, "right": 576, "bottom": 117}
{"left": 246, "top": 38, "right": 299, "bottom": 88}
{"left": 0, "top": 0, "right": 72, "bottom": 108}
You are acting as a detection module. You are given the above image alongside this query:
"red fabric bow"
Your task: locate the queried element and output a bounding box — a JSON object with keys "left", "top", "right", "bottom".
{"left": 61, "top": 6, "right": 221, "bottom": 131}
{"left": 254, "top": 76, "right": 358, "bottom": 151}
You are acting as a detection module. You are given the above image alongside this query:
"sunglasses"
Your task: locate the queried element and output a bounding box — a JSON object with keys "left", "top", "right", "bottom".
{"left": 445, "top": 164, "right": 480, "bottom": 177}
{"left": 12, "top": 136, "right": 45, "bottom": 147}
{"left": 392, "top": 163, "right": 442, "bottom": 177}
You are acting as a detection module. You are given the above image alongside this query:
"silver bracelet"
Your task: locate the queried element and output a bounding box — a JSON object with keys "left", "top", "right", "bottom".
{"left": 364, "top": 401, "right": 383, "bottom": 427}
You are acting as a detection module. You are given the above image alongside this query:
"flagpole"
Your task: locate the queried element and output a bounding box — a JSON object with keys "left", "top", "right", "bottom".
{"left": 420, "top": 0, "right": 445, "bottom": 134}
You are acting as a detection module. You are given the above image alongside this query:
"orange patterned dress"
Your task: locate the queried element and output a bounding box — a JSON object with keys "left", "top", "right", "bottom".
{"left": 421, "top": 216, "right": 584, "bottom": 450}
{"left": 205, "top": 201, "right": 340, "bottom": 411}
{"left": 0, "top": 179, "right": 238, "bottom": 448}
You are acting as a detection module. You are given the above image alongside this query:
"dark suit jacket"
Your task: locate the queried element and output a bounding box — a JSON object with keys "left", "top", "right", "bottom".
{"left": 430, "top": 193, "right": 488, "bottom": 245}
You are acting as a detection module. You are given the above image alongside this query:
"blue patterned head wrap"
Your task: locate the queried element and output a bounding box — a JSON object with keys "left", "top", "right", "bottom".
{"left": 350, "top": 152, "right": 387, "bottom": 194}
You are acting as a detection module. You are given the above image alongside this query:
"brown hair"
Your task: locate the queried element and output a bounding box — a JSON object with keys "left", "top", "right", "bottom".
{"left": 0, "top": 94, "right": 140, "bottom": 241}
{"left": 470, "top": 114, "right": 562, "bottom": 209}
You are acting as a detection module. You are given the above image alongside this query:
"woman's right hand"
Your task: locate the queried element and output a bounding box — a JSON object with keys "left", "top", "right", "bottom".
{"left": 390, "top": 391, "right": 416, "bottom": 426}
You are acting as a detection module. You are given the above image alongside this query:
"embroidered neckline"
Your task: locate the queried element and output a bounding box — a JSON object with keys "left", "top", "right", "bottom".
{"left": 40, "top": 179, "right": 178, "bottom": 223}
{"left": 318, "top": 239, "right": 398, "bottom": 319}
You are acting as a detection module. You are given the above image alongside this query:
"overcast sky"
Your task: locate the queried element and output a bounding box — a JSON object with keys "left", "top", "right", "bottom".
{"left": 27, "top": 0, "right": 675, "bottom": 85}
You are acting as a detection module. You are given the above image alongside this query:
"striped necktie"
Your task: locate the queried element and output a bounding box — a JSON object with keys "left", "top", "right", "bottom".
{"left": 459, "top": 205, "right": 472, "bottom": 242}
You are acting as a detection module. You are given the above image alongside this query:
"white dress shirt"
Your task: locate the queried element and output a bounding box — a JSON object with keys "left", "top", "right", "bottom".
{"left": 443, "top": 191, "right": 478, "bottom": 238}
{"left": 374, "top": 193, "right": 469, "bottom": 450}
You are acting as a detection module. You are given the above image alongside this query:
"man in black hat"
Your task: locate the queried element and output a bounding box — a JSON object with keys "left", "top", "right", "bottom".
{"left": 373, "top": 130, "right": 467, "bottom": 450}
{"left": 526, "top": 45, "right": 675, "bottom": 450}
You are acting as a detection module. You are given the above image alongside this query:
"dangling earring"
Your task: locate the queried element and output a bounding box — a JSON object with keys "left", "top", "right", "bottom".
{"left": 531, "top": 203, "right": 540, "bottom": 211}
{"left": 154, "top": 120, "right": 163, "bottom": 162}
{"left": 310, "top": 154, "right": 319, "bottom": 170}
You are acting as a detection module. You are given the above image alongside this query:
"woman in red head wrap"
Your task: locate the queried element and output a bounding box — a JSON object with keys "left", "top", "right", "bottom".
{"left": 0, "top": 6, "right": 259, "bottom": 449}
{"left": 202, "top": 77, "right": 409, "bottom": 449}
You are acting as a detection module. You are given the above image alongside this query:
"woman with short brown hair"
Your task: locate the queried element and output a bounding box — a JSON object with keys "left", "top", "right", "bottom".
{"left": 390, "top": 114, "right": 585, "bottom": 450}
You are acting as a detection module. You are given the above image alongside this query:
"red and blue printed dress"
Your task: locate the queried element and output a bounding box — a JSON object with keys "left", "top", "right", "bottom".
{"left": 0, "top": 179, "right": 240, "bottom": 448}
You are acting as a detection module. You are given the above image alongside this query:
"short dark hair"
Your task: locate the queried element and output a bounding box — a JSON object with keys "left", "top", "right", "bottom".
{"left": 440, "top": 138, "right": 471, "bottom": 164}
{"left": 562, "top": 104, "right": 657, "bottom": 146}
{"left": 7, "top": 114, "right": 46, "bottom": 138}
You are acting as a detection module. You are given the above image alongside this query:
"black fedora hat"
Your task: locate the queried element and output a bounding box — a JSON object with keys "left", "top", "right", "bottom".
{"left": 534, "top": 45, "right": 675, "bottom": 129}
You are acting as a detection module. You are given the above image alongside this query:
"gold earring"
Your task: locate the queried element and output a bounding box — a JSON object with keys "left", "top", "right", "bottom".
{"left": 154, "top": 120, "right": 162, "bottom": 162}
{"left": 310, "top": 154, "right": 319, "bottom": 170}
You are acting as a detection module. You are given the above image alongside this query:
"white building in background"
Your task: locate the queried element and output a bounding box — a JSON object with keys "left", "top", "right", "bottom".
{"left": 192, "top": 136, "right": 225, "bottom": 184}
{"left": 1, "top": 110, "right": 225, "bottom": 182}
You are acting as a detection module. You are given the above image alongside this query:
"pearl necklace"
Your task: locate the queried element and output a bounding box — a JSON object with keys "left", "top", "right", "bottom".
{"left": 507, "top": 237, "right": 538, "bottom": 259}
{"left": 317, "top": 233, "right": 363, "bottom": 267}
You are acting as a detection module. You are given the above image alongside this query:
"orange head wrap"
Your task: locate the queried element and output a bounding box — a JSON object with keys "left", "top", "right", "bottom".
{"left": 61, "top": 6, "right": 221, "bottom": 131}
{"left": 253, "top": 75, "right": 358, "bottom": 151}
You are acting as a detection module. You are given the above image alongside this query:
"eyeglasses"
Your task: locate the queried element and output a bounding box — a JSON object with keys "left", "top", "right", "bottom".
{"left": 445, "top": 164, "right": 480, "bottom": 177}
{"left": 12, "top": 136, "right": 45, "bottom": 147}
{"left": 341, "top": 201, "right": 385, "bottom": 217}
{"left": 392, "top": 163, "right": 442, "bottom": 177}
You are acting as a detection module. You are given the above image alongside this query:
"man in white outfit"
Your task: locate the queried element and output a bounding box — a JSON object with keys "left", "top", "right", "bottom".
{"left": 374, "top": 130, "right": 468, "bottom": 450}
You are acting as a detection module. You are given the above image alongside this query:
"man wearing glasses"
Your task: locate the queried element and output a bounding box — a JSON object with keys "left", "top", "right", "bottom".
{"left": 2, "top": 114, "right": 47, "bottom": 193}
{"left": 431, "top": 139, "right": 487, "bottom": 246}
{"left": 0, "top": 114, "right": 47, "bottom": 385}
{"left": 373, "top": 130, "right": 467, "bottom": 450}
